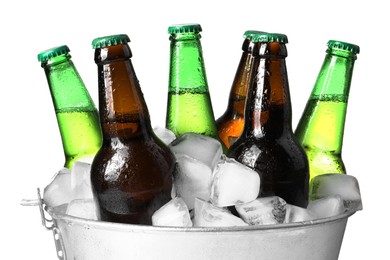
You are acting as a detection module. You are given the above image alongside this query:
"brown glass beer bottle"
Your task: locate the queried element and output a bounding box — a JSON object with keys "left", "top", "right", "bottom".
{"left": 216, "top": 31, "right": 261, "bottom": 149}
{"left": 227, "top": 32, "right": 309, "bottom": 208}
{"left": 90, "top": 34, "right": 175, "bottom": 225}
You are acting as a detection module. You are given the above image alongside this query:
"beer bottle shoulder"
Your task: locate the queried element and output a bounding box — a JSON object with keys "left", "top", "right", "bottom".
{"left": 228, "top": 134, "right": 308, "bottom": 171}
{"left": 91, "top": 138, "right": 175, "bottom": 184}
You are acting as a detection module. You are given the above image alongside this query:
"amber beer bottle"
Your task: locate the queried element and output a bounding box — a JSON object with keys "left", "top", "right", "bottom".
{"left": 90, "top": 34, "right": 175, "bottom": 225}
{"left": 38, "top": 45, "right": 102, "bottom": 169}
{"left": 294, "top": 40, "right": 360, "bottom": 184}
{"left": 228, "top": 32, "right": 309, "bottom": 208}
{"left": 217, "top": 31, "right": 262, "bottom": 149}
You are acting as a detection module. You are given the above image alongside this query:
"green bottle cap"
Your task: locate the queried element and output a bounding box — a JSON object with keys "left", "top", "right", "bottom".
{"left": 243, "top": 30, "right": 266, "bottom": 39}
{"left": 327, "top": 40, "right": 360, "bottom": 54}
{"left": 245, "top": 31, "right": 288, "bottom": 44}
{"left": 168, "top": 24, "right": 202, "bottom": 34}
{"left": 92, "top": 34, "right": 130, "bottom": 49}
{"left": 37, "top": 45, "right": 70, "bottom": 62}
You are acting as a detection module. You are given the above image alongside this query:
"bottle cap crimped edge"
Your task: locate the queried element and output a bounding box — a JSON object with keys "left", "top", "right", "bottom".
{"left": 37, "top": 45, "right": 70, "bottom": 62}
{"left": 243, "top": 31, "right": 288, "bottom": 43}
{"left": 168, "top": 24, "right": 202, "bottom": 34}
{"left": 327, "top": 40, "right": 360, "bottom": 54}
{"left": 92, "top": 34, "right": 131, "bottom": 49}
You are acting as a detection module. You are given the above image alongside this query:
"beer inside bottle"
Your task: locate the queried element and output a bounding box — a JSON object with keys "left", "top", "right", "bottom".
{"left": 166, "top": 24, "right": 218, "bottom": 138}
{"left": 167, "top": 89, "right": 216, "bottom": 136}
{"left": 56, "top": 109, "right": 101, "bottom": 165}
{"left": 38, "top": 46, "right": 102, "bottom": 168}
{"left": 90, "top": 34, "right": 175, "bottom": 225}
{"left": 295, "top": 40, "right": 360, "bottom": 184}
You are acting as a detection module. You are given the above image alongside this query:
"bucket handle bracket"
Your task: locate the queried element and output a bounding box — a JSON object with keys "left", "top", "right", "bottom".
{"left": 21, "top": 188, "right": 67, "bottom": 259}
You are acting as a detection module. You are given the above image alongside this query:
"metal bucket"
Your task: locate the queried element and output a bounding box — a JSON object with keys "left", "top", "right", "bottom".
{"left": 24, "top": 188, "right": 356, "bottom": 260}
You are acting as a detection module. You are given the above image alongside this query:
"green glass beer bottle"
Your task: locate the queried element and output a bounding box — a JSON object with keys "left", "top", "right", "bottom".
{"left": 216, "top": 31, "right": 262, "bottom": 149}
{"left": 294, "top": 40, "right": 360, "bottom": 184}
{"left": 228, "top": 32, "right": 309, "bottom": 208}
{"left": 166, "top": 24, "right": 219, "bottom": 139}
{"left": 38, "top": 45, "right": 102, "bottom": 169}
{"left": 90, "top": 34, "right": 175, "bottom": 225}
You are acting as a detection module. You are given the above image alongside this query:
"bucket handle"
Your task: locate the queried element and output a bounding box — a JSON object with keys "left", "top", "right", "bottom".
{"left": 21, "top": 188, "right": 54, "bottom": 230}
{"left": 21, "top": 188, "right": 67, "bottom": 260}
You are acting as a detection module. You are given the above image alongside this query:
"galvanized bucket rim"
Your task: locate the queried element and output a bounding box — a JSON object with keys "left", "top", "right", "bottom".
{"left": 46, "top": 205, "right": 356, "bottom": 233}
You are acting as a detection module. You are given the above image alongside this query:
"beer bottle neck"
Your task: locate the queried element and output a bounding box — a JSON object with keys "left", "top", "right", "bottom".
{"left": 43, "top": 54, "right": 96, "bottom": 112}
{"left": 226, "top": 40, "right": 259, "bottom": 116}
{"left": 242, "top": 42, "right": 293, "bottom": 139}
{"left": 95, "top": 44, "right": 153, "bottom": 140}
{"left": 310, "top": 48, "right": 357, "bottom": 100}
{"left": 168, "top": 32, "right": 209, "bottom": 93}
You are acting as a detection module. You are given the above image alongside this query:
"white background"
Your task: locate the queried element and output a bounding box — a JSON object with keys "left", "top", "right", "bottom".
{"left": 2, "top": 0, "right": 388, "bottom": 259}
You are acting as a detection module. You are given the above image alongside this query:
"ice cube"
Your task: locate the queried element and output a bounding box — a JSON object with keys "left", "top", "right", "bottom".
{"left": 153, "top": 126, "right": 177, "bottom": 145}
{"left": 71, "top": 161, "right": 94, "bottom": 200}
{"left": 193, "top": 198, "right": 248, "bottom": 227}
{"left": 44, "top": 162, "right": 95, "bottom": 209}
{"left": 235, "top": 196, "right": 287, "bottom": 225}
{"left": 284, "top": 204, "right": 314, "bottom": 223}
{"left": 174, "top": 154, "right": 213, "bottom": 210}
{"left": 152, "top": 197, "right": 192, "bottom": 227}
{"left": 51, "top": 203, "right": 69, "bottom": 215}
{"left": 210, "top": 157, "right": 260, "bottom": 207}
{"left": 43, "top": 168, "right": 72, "bottom": 208}
{"left": 66, "top": 199, "right": 100, "bottom": 220}
{"left": 308, "top": 195, "right": 346, "bottom": 219}
{"left": 310, "top": 173, "right": 362, "bottom": 211}
{"left": 169, "top": 133, "right": 223, "bottom": 171}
